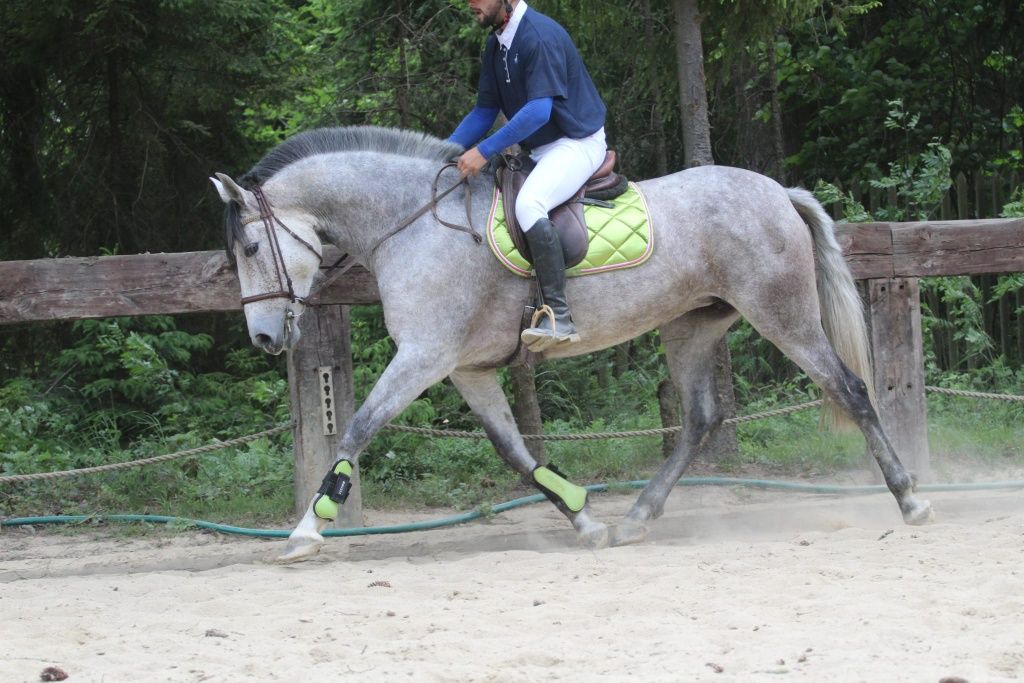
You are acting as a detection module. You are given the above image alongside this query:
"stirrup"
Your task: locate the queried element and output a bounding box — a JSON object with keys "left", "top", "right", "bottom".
{"left": 521, "top": 305, "right": 580, "bottom": 352}
{"left": 530, "top": 305, "right": 557, "bottom": 332}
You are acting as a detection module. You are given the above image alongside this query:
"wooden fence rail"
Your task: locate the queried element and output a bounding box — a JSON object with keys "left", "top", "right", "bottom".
{"left": 2, "top": 219, "right": 1023, "bottom": 514}
{"left": 832, "top": 172, "right": 1024, "bottom": 367}
{"left": 0, "top": 247, "right": 379, "bottom": 323}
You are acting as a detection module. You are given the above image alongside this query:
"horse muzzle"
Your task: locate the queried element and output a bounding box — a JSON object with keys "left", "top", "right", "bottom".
{"left": 251, "top": 309, "right": 301, "bottom": 355}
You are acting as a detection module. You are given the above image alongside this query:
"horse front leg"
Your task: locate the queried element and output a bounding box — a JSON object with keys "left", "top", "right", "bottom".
{"left": 276, "top": 347, "right": 457, "bottom": 563}
{"left": 449, "top": 367, "right": 609, "bottom": 549}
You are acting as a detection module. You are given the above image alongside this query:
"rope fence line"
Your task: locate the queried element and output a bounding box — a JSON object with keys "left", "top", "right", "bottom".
{"left": 382, "top": 399, "right": 826, "bottom": 440}
{"left": 0, "top": 425, "right": 292, "bottom": 484}
{"left": 1, "top": 386, "right": 1020, "bottom": 484}
{"left": 925, "top": 385, "right": 1024, "bottom": 402}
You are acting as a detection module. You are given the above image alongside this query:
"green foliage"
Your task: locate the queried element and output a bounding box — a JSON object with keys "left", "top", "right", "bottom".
{"left": 240, "top": 0, "right": 479, "bottom": 142}
{"left": 0, "top": 316, "right": 291, "bottom": 518}
{"left": 765, "top": 0, "right": 1022, "bottom": 184}
{"left": 812, "top": 179, "right": 872, "bottom": 223}
{"left": 0, "top": 0, "right": 286, "bottom": 258}
{"left": 1002, "top": 187, "right": 1024, "bottom": 218}
{"left": 921, "top": 277, "right": 993, "bottom": 369}
{"left": 867, "top": 100, "right": 952, "bottom": 220}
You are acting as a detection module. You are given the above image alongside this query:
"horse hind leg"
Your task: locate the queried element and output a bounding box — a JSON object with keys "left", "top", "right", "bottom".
{"left": 813, "top": 350, "right": 932, "bottom": 524}
{"left": 614, "top": 304, "right": 740, "bottom": 546}
{"left": 449, "top": 366, "right": 609, "bottom": 549}
{"left": 748, "top": 313, "right": 933, "bottom": 526}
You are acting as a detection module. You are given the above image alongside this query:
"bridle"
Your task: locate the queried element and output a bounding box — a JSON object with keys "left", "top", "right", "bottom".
{"left": 237, "top": 164, "right": 478, "bottom": 308}
{"left": 237, "top": 185, "right": 324, "bottom": 307}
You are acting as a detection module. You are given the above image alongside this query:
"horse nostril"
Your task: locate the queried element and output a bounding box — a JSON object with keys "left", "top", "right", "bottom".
{"left": 255, "top": 333, "right": 274, "bottom": 347}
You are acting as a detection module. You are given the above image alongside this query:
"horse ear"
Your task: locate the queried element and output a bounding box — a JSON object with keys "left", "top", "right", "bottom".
{"left": 210, "top": 172, "right": 255, "bottom": 210}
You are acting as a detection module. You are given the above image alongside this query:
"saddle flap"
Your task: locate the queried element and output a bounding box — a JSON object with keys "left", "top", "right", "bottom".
{"left": 550, "top": 191, "right": 589, "bottom": 269}
{"left": 487, "top": 180, "right": 653, "bottom": 279}
{"left": 496, "top": 151, "right": 620, "bottom": 269}
{"left": 497, "top": 159, "right": 533, "bottom": 261}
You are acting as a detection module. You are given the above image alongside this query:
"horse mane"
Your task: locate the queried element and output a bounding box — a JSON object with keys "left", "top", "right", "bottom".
{"left": 241, "top": 126, "right": 463, "bottom": 186}
{"left": 224, "top": 126, "right": 464, "bottom": 264}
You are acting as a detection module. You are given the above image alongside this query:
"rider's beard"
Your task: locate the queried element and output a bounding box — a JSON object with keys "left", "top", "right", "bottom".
{"left": 474, "top": 3, "right": 506, "bottom": 30}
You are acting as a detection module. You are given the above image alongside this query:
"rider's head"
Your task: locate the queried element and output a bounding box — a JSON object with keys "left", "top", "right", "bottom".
{"left": 467, "top": 0, "right": 514, "bottom": 30}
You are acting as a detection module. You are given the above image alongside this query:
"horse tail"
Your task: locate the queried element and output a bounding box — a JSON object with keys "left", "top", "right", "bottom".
{"left": 787, "top": 187, "right": 874, "bottom": 431}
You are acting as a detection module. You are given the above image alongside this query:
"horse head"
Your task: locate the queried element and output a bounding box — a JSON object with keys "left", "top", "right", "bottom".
{"left": 211, "top": 172, "right": 323, "bottom": 355}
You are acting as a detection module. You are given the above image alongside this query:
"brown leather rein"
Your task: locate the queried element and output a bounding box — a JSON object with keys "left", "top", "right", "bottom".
{"left": 367, "top": 162, "right": 481, "bottom": 255}
{"left": 238, "top": 163, "right": 479, "bottom": 308}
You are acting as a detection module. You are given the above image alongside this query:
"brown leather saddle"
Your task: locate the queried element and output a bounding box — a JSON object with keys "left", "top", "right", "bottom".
{"left": 497, "top": 151, "right": 628, "bottom": 267}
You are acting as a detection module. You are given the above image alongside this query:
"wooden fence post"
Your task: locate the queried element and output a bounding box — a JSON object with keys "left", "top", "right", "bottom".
{"left": 287, "top": 304, "right": 362, "bottom": 528}
{"left": 866, "top": 278, "right": 931, "bottom": 482}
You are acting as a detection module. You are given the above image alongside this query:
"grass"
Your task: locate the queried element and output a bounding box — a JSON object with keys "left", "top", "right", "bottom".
{"left": 927, "top": 395, "right": 1024, "bottom": 458}
{"left": 4, "top": 394, "right": 1023, "bottom": 531}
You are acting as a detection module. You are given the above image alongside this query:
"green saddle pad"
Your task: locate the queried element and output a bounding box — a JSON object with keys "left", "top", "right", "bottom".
{"left": 486, "top": 181, "right": 654, "bottom": 278}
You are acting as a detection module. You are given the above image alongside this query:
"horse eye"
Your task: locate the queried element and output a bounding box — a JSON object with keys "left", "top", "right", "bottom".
{"left": 244, "top": 242, "right": 259, "bottom": 257}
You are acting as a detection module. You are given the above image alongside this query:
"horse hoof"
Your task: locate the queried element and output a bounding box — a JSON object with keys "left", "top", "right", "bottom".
{"left": 578, "top": 522, "right": 610, "bottom": 550}
{"left": 274, "top": 531, "right": 324, "bottom": 564}
{"left": 902, "top": 498, "right": 933, "bottom": 526}
{"left": 611, "top": 521, "right": 649, "bottom": 547}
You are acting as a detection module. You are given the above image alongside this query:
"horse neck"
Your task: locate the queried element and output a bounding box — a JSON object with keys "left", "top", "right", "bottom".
{"left": 267, "top": 153, "right": 458, "bottom": 266}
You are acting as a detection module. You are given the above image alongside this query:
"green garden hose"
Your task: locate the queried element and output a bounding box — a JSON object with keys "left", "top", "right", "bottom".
{"left": 3, "top": 477, "right": 1022, "bottom": 538}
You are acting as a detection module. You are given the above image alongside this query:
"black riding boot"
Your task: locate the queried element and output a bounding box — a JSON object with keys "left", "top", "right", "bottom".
{"left": 521, "top": 218, "right": 580, "bottom": 352}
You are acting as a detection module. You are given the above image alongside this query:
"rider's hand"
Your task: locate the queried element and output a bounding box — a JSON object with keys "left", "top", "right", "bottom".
{"left": 457, "top": 147, "right": 488, "bottom": 177}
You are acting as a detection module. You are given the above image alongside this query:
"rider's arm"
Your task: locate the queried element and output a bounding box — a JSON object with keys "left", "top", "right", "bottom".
{"left": 449, "top": 106, "right": 500, "bottom": 150}
{"left": 477, "top": 97, "right": 553, "bottom": 160}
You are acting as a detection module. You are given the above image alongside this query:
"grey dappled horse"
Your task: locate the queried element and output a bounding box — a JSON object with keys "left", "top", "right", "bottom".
{"left": 211, "top": 126, "right": 932, "bottom": 563}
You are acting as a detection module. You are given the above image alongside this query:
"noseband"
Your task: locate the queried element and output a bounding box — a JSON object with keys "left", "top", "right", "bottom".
{"left": 238, "top": 185, "right": 323, "bottom": 307}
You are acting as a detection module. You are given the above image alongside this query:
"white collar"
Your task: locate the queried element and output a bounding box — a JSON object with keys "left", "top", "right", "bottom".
{"left": 497, "top": 1, "right": 528, "bottom": 50}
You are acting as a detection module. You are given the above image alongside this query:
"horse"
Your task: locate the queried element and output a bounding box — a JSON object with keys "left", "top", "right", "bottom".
{"left": 210, "top": 126, "right": 933, "bottom": 563}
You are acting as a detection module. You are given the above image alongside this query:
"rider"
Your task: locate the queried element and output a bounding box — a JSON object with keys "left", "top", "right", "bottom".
{"left": 450, "top": 0, "right": 607, "bottom": 351}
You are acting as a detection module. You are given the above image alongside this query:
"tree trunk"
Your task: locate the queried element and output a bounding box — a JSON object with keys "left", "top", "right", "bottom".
{"left": 107, "top": 51, "right": 127, "bottom": 251}
{"left": 730, "top": 50, "right": 773, "bottom": 175}
{"left": 641, "top": 0, "right": 669, "bottom": 177}
{"left": 596, "top": 350, "right": 610, "bottom": 390}
{"left": 673, "top": 0, "right": 713, "bottom": 168}
{"left": 670, "top": 0, "right": 738, "bottom": 461}
{"left": 510, "top": 364, "right": 545, "bottom": 464}
{"left": 613, "top": 340, "right": 632, "bottom": 379}
{"left": 766, "top": 31, "right": 787, "bottom": 184}
{"left": 657, "top": 378, "right": 679, "bottom": 459}
{"left": 0, "top": 64, "right": 51, "bottom": 258}
{"left": 395, "top": 0, "right": 411, "bottom": 129}
{"left": 710, "top": 342, "right": 739, "bottom": 461}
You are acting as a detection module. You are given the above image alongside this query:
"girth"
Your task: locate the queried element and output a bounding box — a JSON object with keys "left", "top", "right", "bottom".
{"left": 496, "top": 150, "right": 628, "bottom": 267}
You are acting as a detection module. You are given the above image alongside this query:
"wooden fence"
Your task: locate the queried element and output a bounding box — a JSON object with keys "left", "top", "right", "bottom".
{"left": 2, "top": 217, "right": 1023, "bottom": 518}
{"left": 831, "top": 170, "right": 1024, "bottom": 368}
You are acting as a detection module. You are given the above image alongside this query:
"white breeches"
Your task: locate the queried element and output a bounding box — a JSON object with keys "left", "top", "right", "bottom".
{"left": 516, "top": 127, "right": 607, "bottom": 231}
